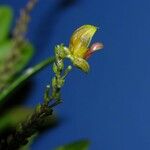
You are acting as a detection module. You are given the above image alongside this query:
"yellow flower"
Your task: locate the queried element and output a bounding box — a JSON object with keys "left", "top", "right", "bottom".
{"left": 68, "top": 25, "right": 103, "bottom": 73}
{"left": 69, "top": 25, "right": 97, "bottom": 58}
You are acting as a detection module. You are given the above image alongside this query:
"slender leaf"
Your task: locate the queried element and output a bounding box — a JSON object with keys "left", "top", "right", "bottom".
{"left": 0, "top": 57, "right": 55, "bottom": 103}
{"left": 55, "top": 140, "right": 90, "bottom": 150}
{"left": 0, "top": 6, "right": 13, "bottom": 43}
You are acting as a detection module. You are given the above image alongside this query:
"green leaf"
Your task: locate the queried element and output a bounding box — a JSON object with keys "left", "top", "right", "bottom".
{"left": 0, "top": 40, "right": 34, "bottom": 90}
{"left": 0, "top": 106, "right": 33, "bottom": 132}
{"left": 0, "top": 57, "right": 55, "bottom": 103}
{"left": 15, "top": 41, "right": 34, "bottom": 74}
{"left": 55, "top": 140, "right": 90, "bottom": 150}
{"left": 0, "top": 6, "right": 13, "bottom": 43}
{"left": 0, "top": 40, "right": 34, "bottom": 76}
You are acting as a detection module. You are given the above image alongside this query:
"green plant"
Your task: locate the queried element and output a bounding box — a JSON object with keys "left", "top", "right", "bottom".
{"left": 0, "top": 1, "right": 103, "bottom": 150}
{"left": 0, "top": 0, "right": 37, "bottom": 99}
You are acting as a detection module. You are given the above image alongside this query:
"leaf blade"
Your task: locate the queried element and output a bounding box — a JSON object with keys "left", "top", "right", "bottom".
{"left": 0, "top": 40, "right": 34, "bottom": 90}
{"left": 0, "top": 57, "right": 55, "bottom": 103}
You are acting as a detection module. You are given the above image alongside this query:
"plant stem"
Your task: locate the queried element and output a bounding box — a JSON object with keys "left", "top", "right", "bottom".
{"left": 1, "top": 102, "right": 58, "bottom": 150}
{"left": 0, "top": 57, "right": 55, "bottom": 103}
{"left": 0, "top": 45, "right": 72, "bottom": 149}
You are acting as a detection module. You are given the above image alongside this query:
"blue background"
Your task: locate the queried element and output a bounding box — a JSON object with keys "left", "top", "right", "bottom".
{"left": 1, "top": 0, "right": 150, "bottom": 150}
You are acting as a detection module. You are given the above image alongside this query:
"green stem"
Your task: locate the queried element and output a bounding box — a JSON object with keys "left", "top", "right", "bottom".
{"left": 3, "top": 104, "right": 54, "bottom": 150}
{"left": 0, "top": 57, "right": 55, "bottom": 103}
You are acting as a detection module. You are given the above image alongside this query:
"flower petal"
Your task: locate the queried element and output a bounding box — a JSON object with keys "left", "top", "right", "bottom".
{"left": 69, "top": 25, "right": 97, "bottom": 58}
{"left": 84, "top": 42, "right": 103, "bottom": 59}
{"left": 72, "top": 57, "right": 90, "bottom": 73}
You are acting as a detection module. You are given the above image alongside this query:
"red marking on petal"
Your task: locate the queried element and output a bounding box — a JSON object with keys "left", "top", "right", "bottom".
{"left": 84, "top": 42, "right": 103, "bottom": 59}
{"left": 90, "top": 42, "right": 103, "bottom": 52}
{"left": 84, "top": 49, "right": 92, "bottom": 59}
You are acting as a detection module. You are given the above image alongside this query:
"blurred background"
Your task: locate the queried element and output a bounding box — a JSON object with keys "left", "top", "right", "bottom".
{"left": 1, "top": 0, "right": 150, "bottom": 149}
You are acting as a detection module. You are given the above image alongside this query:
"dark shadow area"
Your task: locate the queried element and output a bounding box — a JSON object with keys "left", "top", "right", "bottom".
{"left": 38, "top": 115, "right": 68, "bottom": 131}
{"left": 0, "top": 114, "right": 60, "bottom": 149}
{"left": 0, "top": 80, "right": 33, "bottom": 149}
{"left": 0, "top": 115, "right": 68, "bottom": 148}
{"left": 0, "top": 80, "right": 34, "bottom": 115}
{"left": 33, "top": 0, "right": 79, "bottom": 51}
{"left": 32, "top": 116, "right": 68, "bottom": 146}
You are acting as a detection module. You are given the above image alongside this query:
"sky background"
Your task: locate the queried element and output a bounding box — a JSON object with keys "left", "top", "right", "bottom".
{"left": 1, "top": 0, "right": 150, "bottom": 149}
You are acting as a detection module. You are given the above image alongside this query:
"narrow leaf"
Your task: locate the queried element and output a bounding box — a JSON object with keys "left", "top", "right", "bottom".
{"left": 0, "top": 57, "right": 55, "bottom": 103}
